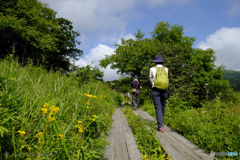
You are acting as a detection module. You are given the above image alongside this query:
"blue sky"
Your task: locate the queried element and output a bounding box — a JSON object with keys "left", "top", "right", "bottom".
{"left": 40, "top": 0, "right": 240, "bottom": 81}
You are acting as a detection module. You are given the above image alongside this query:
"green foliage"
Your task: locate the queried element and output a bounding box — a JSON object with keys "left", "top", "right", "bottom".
{"left": 122, "top": 105, "right": 169, "bottom": 160}
{"left": 100, "top": 21, "right": 235, "bottom": 107}
{"left": 223, "top": 70, "right": 240, "bottom": 91}
{"left": 0, "top": 57, "right": 120, "bottom": 159}
{"left": 70, "top": 64, "right": 104, "bottom": 87}
{"left": 0, "top": 0, "right": 82, "bottom": 70}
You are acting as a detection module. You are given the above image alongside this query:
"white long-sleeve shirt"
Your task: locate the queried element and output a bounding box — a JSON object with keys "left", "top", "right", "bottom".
{"left": 149, "top": 64, "right": 168, "bottom": 88}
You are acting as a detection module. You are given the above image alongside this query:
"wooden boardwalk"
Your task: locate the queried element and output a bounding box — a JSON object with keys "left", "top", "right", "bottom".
{"left": 104, "top": 103, "right": 216, "bottom": 160}
{"left": 133, "top": 109, "right": 216, "bottom": 160}
{"left": 104, "top": 107, "right": 141, "bottom": 160}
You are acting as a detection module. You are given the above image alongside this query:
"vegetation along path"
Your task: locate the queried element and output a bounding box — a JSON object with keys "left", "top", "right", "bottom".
{"left": 104, "top": 102, "right": 216, "bottom": 160}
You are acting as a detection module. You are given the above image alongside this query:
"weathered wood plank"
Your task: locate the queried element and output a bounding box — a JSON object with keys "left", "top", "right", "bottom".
{"left": 164, "top": 126, "right": 212, "bottom": 160}
{"left": 133, "top": 109, "right": 215, "bottom": 160}
{"left": 160, "top": 131, "right": 202, "bottom": 160}
{"left": 120, "top": 109, "right": 141, "bottom": 160}
{"left": 104, "top": 108, "right": 141, "bottom": 160}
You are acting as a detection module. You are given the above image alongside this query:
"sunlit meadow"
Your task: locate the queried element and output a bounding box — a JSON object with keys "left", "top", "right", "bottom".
{"left": 0, "top": 56, "right": 122, "bottom": 159}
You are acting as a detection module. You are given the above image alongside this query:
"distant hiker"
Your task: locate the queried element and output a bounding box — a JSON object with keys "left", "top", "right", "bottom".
{"left": 127, "top": 93, "right": 130, "bottom": 101}
{"left": 149, "top": 55, "right": 169, "bottom": 132}
{"left": 124, "top": 93, "right": 127, "bottom": 99}
{"left": 131, "top": 75, "right": 142, "bottom": 110}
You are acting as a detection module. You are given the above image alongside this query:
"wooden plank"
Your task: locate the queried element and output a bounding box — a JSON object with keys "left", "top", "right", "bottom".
{"left": 164, "top": 126, "right": 213, "bottom": 160}
{"left": 157, "top": 132, "right": 187, "bottom": 160}
{"left": 104, "top": 111, "right": 115, "bottom": 159}
{"left": 133, "top": 109, "right": 215, "bottom": 160}
{"left": 135, "top": 109, "right": 155, "bottom": 122}
{"left": 160, "top": 131, "right": 202, "bottom": 160}
{"left": 120, "top": 109, "right": 141, "bottom": 160}
{"left": 104, "top": 108, "right": 141, "bottom": 160}
{"left": 114, "top": 108, "right": 129, "bottom": 160}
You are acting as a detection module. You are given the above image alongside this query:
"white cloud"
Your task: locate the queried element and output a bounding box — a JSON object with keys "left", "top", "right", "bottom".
{"left": 75, "top": 44, "right": 121, "bottom": 81}
{"left": 39, "top": 0, "right": 191, "bottom": 43}
{"left": 117, "top": 33, "right": 136, "bottom": 44}
{"left": 143, "top": 0, "right": 191, "bottom": 8}
{"left": 197, "top": 27, "right": 240, "bottom": 70}
{"left": 74, "top": 33, "right": 135, "bottom": 81}
{"left": 40, "top": 0, "right": 136, "bottom": 36}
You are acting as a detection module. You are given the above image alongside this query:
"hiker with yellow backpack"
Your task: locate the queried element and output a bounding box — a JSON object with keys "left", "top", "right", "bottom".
{"left": 149, "top": 55, "right": 169, "bottom": 132}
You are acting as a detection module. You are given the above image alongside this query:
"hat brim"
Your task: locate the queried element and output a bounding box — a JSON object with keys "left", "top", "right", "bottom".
{"left": 151, "top": 60, "right": 165, "bottom": 63}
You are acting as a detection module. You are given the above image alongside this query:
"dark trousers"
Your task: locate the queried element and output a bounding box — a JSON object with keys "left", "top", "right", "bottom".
{"left": 152, "top": 88, "right": 168, "bottom": 128}
{"left": 132, "top": 90, "right": 140, "bottom": 108}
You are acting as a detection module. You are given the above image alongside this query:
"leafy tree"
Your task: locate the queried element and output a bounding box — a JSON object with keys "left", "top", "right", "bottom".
{"left": 223, "top": 70, "right": 240, "bottom": 91}
{"left": 0, "top": 0, "right": 82, "bottom": 70}
{"left": 100, "top": 22, "right": 235, "bottom": 106}
{"left": 70, "top": 65, "right": 104, "bottom": 87}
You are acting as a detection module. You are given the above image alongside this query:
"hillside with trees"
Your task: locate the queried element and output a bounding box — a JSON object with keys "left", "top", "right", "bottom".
{"left": 223, "top": 70, "right": 240, "bottom": 91}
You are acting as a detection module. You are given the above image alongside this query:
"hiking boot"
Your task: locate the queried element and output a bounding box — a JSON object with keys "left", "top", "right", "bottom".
{"left": 158, "top": 127, "right": 164, "bottom": 132}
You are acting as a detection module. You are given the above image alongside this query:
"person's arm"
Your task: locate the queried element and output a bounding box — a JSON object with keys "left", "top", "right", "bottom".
{"left": 149, "top": 68, "right": 153, "bottom": 84}
{"left": 131, "top": 81, "right": 133, "bottom": 90}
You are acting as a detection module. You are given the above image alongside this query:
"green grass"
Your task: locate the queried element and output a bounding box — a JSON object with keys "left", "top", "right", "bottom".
{"left": 0, "top": 57, "right": 122, "bottom": 159}
{"left": 122, "top": 104, "right": 170, "bottom": 160}
{"left": 141, "top": 94, "right": 240, "bottom": 160}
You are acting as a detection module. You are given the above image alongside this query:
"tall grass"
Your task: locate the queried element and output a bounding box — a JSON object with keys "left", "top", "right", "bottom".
{"left": 122, "top": 104, "right": 169, "bottom": 160}
{"left": 0, "top": 56, "right": 121, "bottom": 159}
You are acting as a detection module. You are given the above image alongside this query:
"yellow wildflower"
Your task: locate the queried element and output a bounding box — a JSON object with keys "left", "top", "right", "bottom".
{"left": 84, "top": 93, "right": 87, "bottom": 96}
{"left": 86, "top": 101, "right": 90, "bottom": 105}
{"left": 49, "top": 106, "right": 60, "bottom": 114}
{"left": 86, "top": 106, "right": 89, "bottom": 109}
{"left": 58, "top": 134, "right": 64, "bottom": 138}
{"left": 92, "top": 119, "right": 95, "bottom": 121}
{"left": 41, "top": 108, "right": 48, "bottom": 116}
{"left": 79, "top": 129, "right": 84, "bottom": 133}
{"left": 89, "top": 118, "right": 92, "bottom": 120}
{"left": 18, "top": 130, "right": 26, "bottom": 137}
{"left": 35, "top": 132, "right": 44, "bottom": 138}
{"left": 49, "top": 106, "right": 56, "bottom": 111}
{"left": 87, "top": 94, "right": 93, "bottom": 98}
{"left": 76, "top": 124, "right": 82, "bottom": 129}
{"left": 48, "top": 116, "right": 55, "bottom": 122}
{"left": 92, "top": 115, "right": 98, "bottom": 118}
{"left": 93, "top": 96, "right": 97, "bottom": 98}
{"left": 43, "top": 103, "right": 49, "bottom": 108}
{"left": 78, "top": 121, "right": 82, "bottom": 124}
{"left": 53, "top": 107, "right": 60, "bottom": 113}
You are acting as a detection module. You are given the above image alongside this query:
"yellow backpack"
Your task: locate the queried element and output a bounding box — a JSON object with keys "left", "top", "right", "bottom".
{"left": 154, "top": 66, "right": 169, "bottom": 90}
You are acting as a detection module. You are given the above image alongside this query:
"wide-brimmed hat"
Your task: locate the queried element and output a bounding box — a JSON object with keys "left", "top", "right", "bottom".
{"left": 134, "top": 75, "right": 139, "bottom": 79}
{"left": 151, "top": 55, "right": 165, "bottom": 63}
